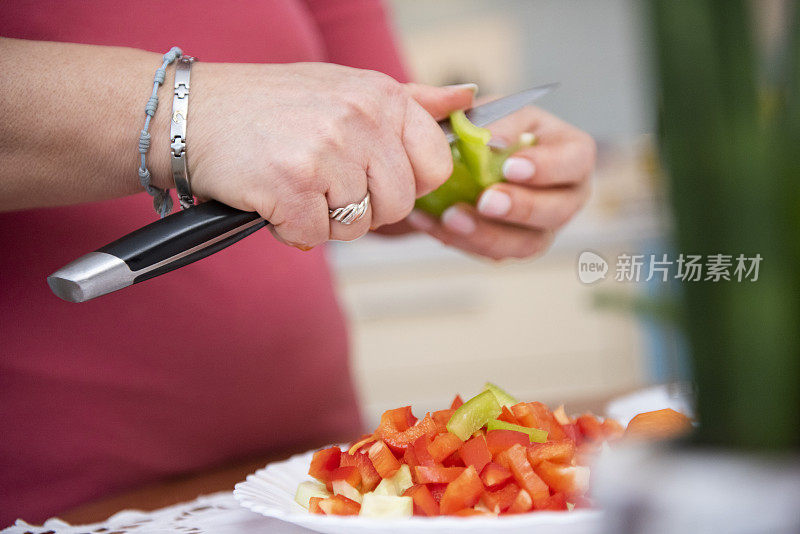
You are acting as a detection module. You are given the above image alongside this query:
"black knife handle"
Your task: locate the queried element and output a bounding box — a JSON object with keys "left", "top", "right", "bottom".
{"left": 99, "top": 200, "right": 265, "bottom": 274}
{"left": 47, "top": 201, "right": 267, "bottom": 302}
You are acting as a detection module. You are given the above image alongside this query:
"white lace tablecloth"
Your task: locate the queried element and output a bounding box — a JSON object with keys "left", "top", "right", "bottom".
{"left": 2, "top": 492, "right": 311, "bottom": 534}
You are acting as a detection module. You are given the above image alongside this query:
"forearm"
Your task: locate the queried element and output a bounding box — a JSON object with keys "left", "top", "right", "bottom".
{"left": 0, "top": 37, "right": 173, "bottom": 211}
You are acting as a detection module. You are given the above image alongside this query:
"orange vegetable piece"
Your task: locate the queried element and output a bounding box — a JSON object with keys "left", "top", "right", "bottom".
{"left": 533, "top": 492, "right": 568, "bottom": 511}
{"left": 308, "top": 496, "right": 324, "bottom": 514}
{"left": 440, "top": 465, "right": 483, "bottom": 515}
{"left": 340, "top": 451, "right": 380, "bottom": 492}
{"left": 374, "top": 413, "right": 438, "bottom": 451}
{"left": 510, "top": 402, "right": 537, "bottom": 427}
{"left": 460, "top": 434, "right": 492, "bottom": 474}
{"left": 329, "top": 466, "right": 361, "bottom": 490}
{"left": 318, "top": 494, "right": 361, "bottom": 516}
{"left": 506, "top": 488, "right": 533, "bottom": 514}
{"left": 367, "top": 440, "right": 401, "bottom": 478}
{"left": 428, "top": 432, "right": 463, "bottom": 463}
{"left": 526, "top": 439, "right": 576, "bottom": 466}
{"left": 576, "top": 414, "right": 604, "bottom": 441}
{"left": 480, "top": 461, "right": 512, "bottom": 488}
{"left": 450, "top": 394, "right": 464, "bottom": 409}
{"left": 308, "top": 447, "right": 341, "bottom": 483}
{"left": 601, "top": 418, "right": 625, "bottom": 440}
{"left": 500, "top": 443, "right": 549, "bottom": 501}
{"left": 533, "top": 461, "right": 590, "bottom": 498}
{"left": 485, "top": 429, "right": 529, "bottom": 456}
{"left": 412, "top": 465, "right": 465, "bottom": 484}
{"left": 412, "top": 434, "right": 436, "bottom": 466}
{"left": 479, "top": 481, "right": 519, "bottom": 513}
{"left": 497, "top": 405, "right": 520, "bottom": 425}
{"left": 624, "top": 408, "right": 692, "bottom": 441}
{"left": 454, "top": 508, "right": 492, "bottom": 517}
{"left": 528, "top": 401, "right": 567, "bottom": 441}
{"left": 403, "top": 484, "right": 440, "bottom": 516}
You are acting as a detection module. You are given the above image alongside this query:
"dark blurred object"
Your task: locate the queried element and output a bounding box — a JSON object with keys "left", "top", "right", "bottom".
{"left": 654, "top": 0, "right": 800, "bottom": 450}
{"left": 597, "top": 1, "right": 800, "bottom": 532}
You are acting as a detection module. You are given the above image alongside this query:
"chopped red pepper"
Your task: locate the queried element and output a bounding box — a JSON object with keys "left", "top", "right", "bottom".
{"left": 506, "top": 488, "right": 533, "bottom": 514}
{"left": 329, "top": 466, "right": 361, "bottom": 490}
{"left": 428, "top": 483, "right": 448, "bottom": 503}
{"left": 576, "top": 414, "right": 604, "bottom": 441}
{"left": 403, "top": 484, "right": 440, "bottom": 516}
{"left": 412, "top": 465, "right": 465, "bottom": 484}
{"left": 308, "top": 447, "right": 341, "bottom": 483}
{"left": 440, "top": 465, "right": 483, "bottom": 515}
{"left": 480, "top": 482, "right": 520, "bottom": 513}
{"left": 486, "top": 429, "right": 530, "bottom": 456}
{"left": 374, "top": 413, "right": 438, "bottom": 451}
{"left": 428, "top": 432, "right": 463, "bottom": 463}
{"left": 367, "top": 440, "right": 401, "bottom": 478}
{"left": 526, "top": 439, "right": 576, "bottom": 466}
{"left": 442, "top": 451, "right": 465, "bottom": 467}
{"left": 318, "top": 494, "right": 361, "bottom": 516}
{"left": 460, "top": 434, "right": 492, "bottom": 474}
{"left": 533, "top": 461, "right": 590, "bottom": 498}
{"left": 497, "top": 405, "right": 520, "bottom": 425}
{"left": 340, "top": 451, "right": 380, "bottom": 492}
{"left": 528, "top": 402, "right": 567, "bottom": 441}
{"left": 412, "top": 434, "right": 436, "bottom": 466}
{"left": 432, "top": 409, "right": 455, "bottom": 430}
{"left": 480, "top": 461, "right": 512, "bottom": 488}
{"left": 308, "top": 496, "right": 324, "bottom": 514}
{"left": 403, "top": 445, "right": 419, "bottom": 467}
{"left": 499, "top": 443, "right": 550, "bottom": 502}
{"left": 450, "top": 394, "right": 464, "bottom": 410}
{"left": 534, "top": 492, "right": 568, "bottom": 511}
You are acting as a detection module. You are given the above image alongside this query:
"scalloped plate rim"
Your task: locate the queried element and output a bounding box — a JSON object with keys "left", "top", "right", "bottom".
{"left": 233, "top": 447, "right": 604, "bottom": 531}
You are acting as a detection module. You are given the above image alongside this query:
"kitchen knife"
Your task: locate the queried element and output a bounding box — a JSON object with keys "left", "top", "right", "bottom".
{"left": 48, "top": 83, "right": 558, "bottom": 303}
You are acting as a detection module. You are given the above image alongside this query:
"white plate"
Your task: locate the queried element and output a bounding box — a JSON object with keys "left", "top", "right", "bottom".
{"left": 233, "top": 448, "right": 603, "bottom": 534}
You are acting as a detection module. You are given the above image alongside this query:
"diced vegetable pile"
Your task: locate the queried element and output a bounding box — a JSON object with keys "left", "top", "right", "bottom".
{"left": 295, "top": 383, "right": 627, "bottom": 518}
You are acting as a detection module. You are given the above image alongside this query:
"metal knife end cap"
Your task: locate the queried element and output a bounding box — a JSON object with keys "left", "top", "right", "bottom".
{"left": 47, "top": 252, "right": 134, "bottom": 303}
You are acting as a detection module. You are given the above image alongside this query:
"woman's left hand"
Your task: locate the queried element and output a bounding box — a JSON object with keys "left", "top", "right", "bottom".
{"left": 405, "top": 106, "right": 596, "bottom": 260}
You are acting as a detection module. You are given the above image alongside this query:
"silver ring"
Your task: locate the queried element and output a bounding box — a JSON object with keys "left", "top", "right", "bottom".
{"left": 329, "top": 192, "right": 370, "bottom": 225}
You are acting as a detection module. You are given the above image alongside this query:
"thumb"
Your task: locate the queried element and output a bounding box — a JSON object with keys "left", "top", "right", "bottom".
{"left": 404, "top": 82, "right": 477, "bottom": 121}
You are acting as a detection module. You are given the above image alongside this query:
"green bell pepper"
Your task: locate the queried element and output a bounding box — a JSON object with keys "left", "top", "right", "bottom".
{"left": 446, "top": 390, "right": 502, "bottom": 441}
{"left": 415, "top": 110, "right": 518, "bottom": 216}
{"left": 486, "top": 419, "right": 548, "bottom": 443}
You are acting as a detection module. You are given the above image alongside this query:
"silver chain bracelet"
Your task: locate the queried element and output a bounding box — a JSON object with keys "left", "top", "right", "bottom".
{"left": 137, "top": 47, "right": 182, "bottom": 218}
{"left": 170, "top": 56, "right": 196, "bottom": 209}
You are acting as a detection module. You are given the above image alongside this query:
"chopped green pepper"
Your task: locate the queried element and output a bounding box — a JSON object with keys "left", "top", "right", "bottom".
{"left": 447, "top": 390, "right": 502, "bottom": 441}
{"left": 483, "top": 382, "right": 518, "bottom": 408}
{"left": 486, "top": 419, "right": 548, "bottom": 443}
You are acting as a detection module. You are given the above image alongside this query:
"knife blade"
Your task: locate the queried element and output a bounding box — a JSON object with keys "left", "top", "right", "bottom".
{"left": 47, "top": 83, "right": 558, "bottom": 303}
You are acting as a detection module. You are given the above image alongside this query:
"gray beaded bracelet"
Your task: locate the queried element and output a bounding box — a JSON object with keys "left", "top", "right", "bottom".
{"left": 137, "top": 46, "right": 182, "bottom": 218}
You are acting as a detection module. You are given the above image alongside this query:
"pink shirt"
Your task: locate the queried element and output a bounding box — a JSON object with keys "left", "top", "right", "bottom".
{"left": 0, "top": 0, "right": 407, "bottom": 524}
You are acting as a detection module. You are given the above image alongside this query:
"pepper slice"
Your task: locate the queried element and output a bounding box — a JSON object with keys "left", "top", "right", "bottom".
{"left": 446, "top": 390, "right": 502, "bottom": 441}
{"left": 415, "top": 111, "right": 508, "bottom": 216}
{"left": 486, "top": 419, "right": 548, "bottom": 443}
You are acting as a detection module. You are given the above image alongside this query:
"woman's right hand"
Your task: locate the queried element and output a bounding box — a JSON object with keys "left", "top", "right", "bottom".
{"left": 177, "top": 62, "right": 475, "bottom": 249}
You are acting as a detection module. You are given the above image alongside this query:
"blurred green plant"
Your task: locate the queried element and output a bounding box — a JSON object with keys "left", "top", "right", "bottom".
{"left": 650, "top": 0, "right": 800, "bottom": 449}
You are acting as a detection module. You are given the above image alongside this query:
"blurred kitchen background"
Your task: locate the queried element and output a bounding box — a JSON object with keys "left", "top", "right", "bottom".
{"left": 327, "top": 0, "right": 788, "bottom": 427}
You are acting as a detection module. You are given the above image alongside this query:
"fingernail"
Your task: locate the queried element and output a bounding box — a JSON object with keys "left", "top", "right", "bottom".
{"left": 502, "top": 157, "right": 535, "bottom": 182}
{"left": 445, "top": 82, "right": 478, "bottom": 94}
{"left": 477, "top": 189, "right": 511, "bottom": 217}
{"left": 489, "top": 136, "right": 510, "bottom": 149}
{"left": 441, "top": 206, "right": 476, "bottom": 235}
{"left": 406, "top": 210, "right": 435, "bottom": 232}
